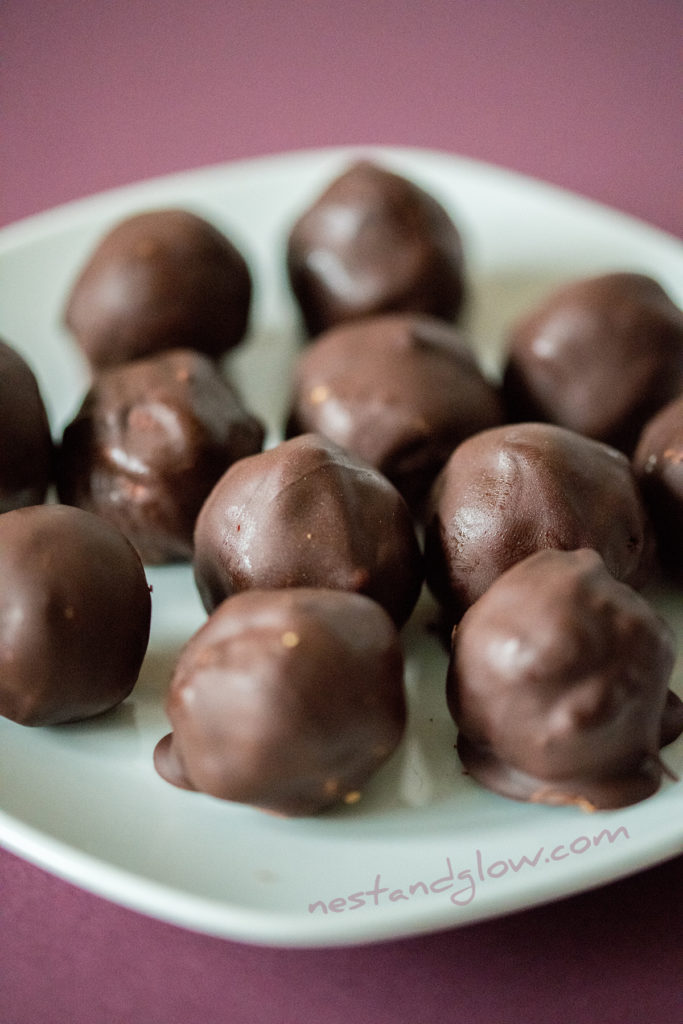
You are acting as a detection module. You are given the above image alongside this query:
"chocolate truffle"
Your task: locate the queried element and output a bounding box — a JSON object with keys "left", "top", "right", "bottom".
{"left": 154, "top": 588, "right": 406, "bottom": 816}
{"left": 424, "top": 422, "right": 653, "bottom": 622}
{"left": 502, "top": 272, "right": 683, "bottom": 453}
{"left": 0, "top": 338, "right": 53, "bottom": 511}
{"left": 64, "top": 208, "right": 252, "bottom": 368}
{"left": 0, "top": 504, "right": 151, "bottom": 726}
{"left": 633, "top": 395, "right": 683, "bottom": 579}
{"left": 286, "top": 313, "right": 504, "bottom": 511}
{"left": 57, "top": 348, "right": 264, "bottom": 564}
{"left": 448, "top": 548, "right": 681, "bottom": 810}
{"left": 286, "top": 160, "right": 466, "bottom": 337}
{"left": 193, "top": 433, "right": 423, "bottom": 627}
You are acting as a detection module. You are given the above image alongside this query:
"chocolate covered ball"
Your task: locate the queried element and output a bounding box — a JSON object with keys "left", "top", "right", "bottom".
{"left": 0, "top": 504, "right": 151, "bottom": 726}
{"left": 502, "top": 272, "right": 683, "bottom": 453}
{"left": 286, "top": 313, "right": 504, "bottom": 511}
{"left": 193, "top": 433, "right": 424, "bottom": 627}
{"left": 633, "top": 395, "right": 683, "bottom": 578}
{"left": 286, "top": 160, "right": 466, "bottom": 336}
{"left": 0, "top": 338, "right": 53, "bottom": 511}
{"left": 424, "top": 422, "right": 653, "bottom": 622}
{"left": 57, "top": 348, "right": 264, "bottom": 564}
{"left": 448, "top": 548, "right": 681, "bottom": 810}
{"left": 154, "top": 588, "right": 406, "bottom": 816}
{"left": 64, "top": 208, "right": 252, "bottom": 368}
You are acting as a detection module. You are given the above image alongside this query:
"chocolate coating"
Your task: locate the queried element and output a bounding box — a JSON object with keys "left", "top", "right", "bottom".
{"left": 633, "top": 395, "right": 683, "bottom": 579}
{"left": 193, "top": 433, "right": 424, "bottom": 627}
{"left": 502, "top": 272, "right": 683, "bottom": 453}
{"left": 424, "top": 422, "right": 653, "bottom": 622}
{"left": 287, "top": 160, "right": 466, "bottom": 336}
{"left": 0, "top": 338, "right": 53, "bottom": 511}
{"left": 57, "top": 349, "right": 264, "bottom": 564}
{"left": 154, "top": 588, "right": 406, "bottom": 816}
{"left": 64, "top": 208, "right": 252, "bottom": 367}
{"left": 448, "top": 548, "right": 681, "bottom": 810}
{"left": 0, "top": 504, "right": 151, "bottom": 726}
{"left": 286, "top": 313, "right": 504, "bottom": 511}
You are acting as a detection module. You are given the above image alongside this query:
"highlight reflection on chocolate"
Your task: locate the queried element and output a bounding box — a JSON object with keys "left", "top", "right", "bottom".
{"left": 64, "top": 208, "right": 252, "bottom": 368}
{"left": 0, "top": 338, "right": 53, "bottom": 512}
{"left": 193, "top": 432, "right": 424, "bottom": 627}
{"left": 287, "top": 312, "right": 504, "bottom": 512}
{"left": 503, "top": 272, "right": 683, "bottom": 454}
{"left": 633, "top": 395, "right": 683, "bottom": 580}
{"left": 424, "top": 422, "right": 654, "bottom": 623}
{"left": 287, "top": 160, "right": 466, "bottom": 336}
{"left": 0, "top": 504, "right": 151, "bottom": 726}
{"left": 57, "top": 348, "right": 264, "bottom": 564}
{"left": 154, "top": 588, "right": 406, "bottom": 816}
{"left": 448, "top": 548, "right": 682, "bottom": 810}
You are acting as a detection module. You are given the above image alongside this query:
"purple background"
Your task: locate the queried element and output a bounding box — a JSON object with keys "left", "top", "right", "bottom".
{"left": 2, "top": 2, "right": 682, "bottom": 1022}
{"left": 3, "top": 0, "right": 682, "bottom": 236}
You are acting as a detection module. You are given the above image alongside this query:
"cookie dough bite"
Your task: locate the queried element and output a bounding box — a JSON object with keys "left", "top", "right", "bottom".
{"left": 633, "top": 395, "right": 683, "bottom": 579}
{"left": 193, "top": 433, "right": 424, "bottom": 628}
{"left": 64, "top": 208, "right": 252, "bottom": 368}
{"left": 502, "top": 272, "right": 683, "bottom": 453}
{"left": 286, "top": 313, "right": 504, "bottom": 512}
{"left": 0, "top": 338, "right": 53, "bottom": 511}
{"left": 0, "top": 504, "right": 151, "bottom": 726}
{"left": 424, "top": 422, "right": 654, "bottom": 623}
{"left": 286, "top": 160, "right": 466, "bottom": 337}
{"left": 154, "top": 588, "right": 406, "bottom": 816}
{"left": 57, "top": 348, "right": 265, "bottom": 564}
{"left": 448, "top": 548, "right": 681, "bottom": 810}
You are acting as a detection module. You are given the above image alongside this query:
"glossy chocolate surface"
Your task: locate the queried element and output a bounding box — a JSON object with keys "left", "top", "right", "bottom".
{"left": 193, "top": 432, "right": 423, "bottom": 627}
{"left": 448, "top": 548, "right": 681, "bottom": 810}
{"left": 154, "top": 588, "right": 406, "bottom": 816}
{"left": 633, "top": 395, "right": 683, "bottom": 579}
{"left": 502, "top": 272, "right": 683, "bottom": 453}
{"left": 57, "top": 348, "right": 264, "bottom": 564}
{"left": 424, "top": 422, "right": 653, "bottom": 622}
{"left": 287, "top": 160, "right": 466, "bottom": 336}
{"left": 64, "top": 208, "right": 252, "bottom": 367}
{"left": 0, "top": 338, "right": 53, "bottom": 512}
{"left": 287, "top": 313, "right": 504, "bottom": 511}
{"left": 0, "top": 504, "right": 151, "bottom": 726}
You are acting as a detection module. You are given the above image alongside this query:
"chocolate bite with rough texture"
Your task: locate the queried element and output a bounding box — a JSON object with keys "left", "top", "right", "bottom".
{"left": 633, "top": 395, "right": 683, "bottom": 579}
{"left": 424, "top": 422, "right": 653, "bottom": 622}
{"left": 448, "top": 548, "right": 682, "bottom": 810}
{"left": 502, "top": 272, "right": 683, "bottom": 453}
{"left": 57, "top": 348, "right": 264, "bottom": 565}
{"left": 154, "top": 588, "right": 406, "bottom": 816}
{"left": 286, "top": 313, "right": 504, "bottom": 511}
{"left": 64, "top": 208, "right": 252, "bottom": 368}
{"left": 0, "top": 338, "right": 53, "bottom": 512}
{"left": 0, "top": 504, "right": 151, "bottom": 726}
{"left": 193, "top": 432, "right": 423, "bottom": 627}
{"left": 287, "top": 160, "right": 466, "bottom": 337}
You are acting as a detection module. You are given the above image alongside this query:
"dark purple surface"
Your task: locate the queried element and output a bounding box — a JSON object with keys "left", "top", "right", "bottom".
{"left": 3, "top": 1, "right": 682, "bottom": 237}
{"left": 2, "top": 848, "right": 681, "bottom": 1024}
{"left": 2, "top": 2, "right": 682, "bottom": 1021}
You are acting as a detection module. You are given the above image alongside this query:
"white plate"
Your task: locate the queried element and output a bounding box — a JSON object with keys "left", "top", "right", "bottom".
{"left": 0, "top": 147, "right": 681, "bottom": 948}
